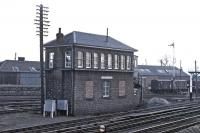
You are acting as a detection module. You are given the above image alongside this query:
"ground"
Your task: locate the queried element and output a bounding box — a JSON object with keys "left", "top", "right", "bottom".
{"left": 0, "top": 112, "right": 87, "bottom": 131}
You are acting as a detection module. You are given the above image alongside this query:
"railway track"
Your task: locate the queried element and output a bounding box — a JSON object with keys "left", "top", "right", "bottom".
{"left": 0, "top": 101, "right": 40, "bottom": 114}
{"left": 1, "top": 101, "right": 200, "bottom": 133}
{"left": 107, "top": 106, "right": 200, "bottom": 133}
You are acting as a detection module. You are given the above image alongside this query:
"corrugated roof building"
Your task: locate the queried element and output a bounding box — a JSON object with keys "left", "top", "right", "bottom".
{"left": 134, "top": 65, "right": 190, "bottom": 89}
{"left": 0, "top": 58, "right": 40, "bottom": 85}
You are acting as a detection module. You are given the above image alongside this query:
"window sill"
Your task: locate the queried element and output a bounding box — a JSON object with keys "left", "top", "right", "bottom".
{"left": 64, "top": 66, "right": 72, "bottom": 68}
{"left": 102, "top": 95, "right": 110, "bottom": 99}
{"left": 78, "top": 66, "right": 83, "bottom": 68}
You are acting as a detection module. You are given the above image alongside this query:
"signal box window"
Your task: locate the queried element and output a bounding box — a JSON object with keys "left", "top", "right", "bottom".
{"left": 77, "top": 51, "right": 83, "bottom": 68}
{"left": 65, "top": 51, "right": 71, "bottom": 68}
{"left": 49, "top": 52, "right": 54, "bottom": 69}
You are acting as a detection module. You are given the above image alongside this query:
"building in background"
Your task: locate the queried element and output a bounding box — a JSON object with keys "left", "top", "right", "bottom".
{"left": 0, "top": 57, "right": 40, "bottom": 86}
{"left": 134, "top": 65, "right": 190, "bottom": 90}
{"left": 44, "top": 28, "right": 139, "bottom": 115}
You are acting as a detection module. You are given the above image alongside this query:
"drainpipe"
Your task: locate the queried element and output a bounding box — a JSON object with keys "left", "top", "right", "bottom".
{"left": 190, "top": 74, "right": 193, "bottom": 101}
{"left": 71, "top": 43, "right": 75, "bottom": 115}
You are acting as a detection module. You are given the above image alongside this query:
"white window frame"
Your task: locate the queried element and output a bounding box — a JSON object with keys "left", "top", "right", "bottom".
{"left": 65, "top": 51, "right": 71, "bottom": 68}
{"left": 86, "top": 52, "right": 91, "bottom": 68}
{"left": 77, "top": 51, "right": 83, "bottom": 68}
{"left": 49, "top": 52, "right": 54, "bottom": 69}
{"left": 102, "top": 80, "right": 110, "bottom": 98}
{"left": 93, "top": 53, "right": 98, "bottom": 69}
{"left": 114, "top": 54, "right": 119, "bottom": 69}
{"left": 127, "top": 56, "right": 131, "bottom": 70}
{"left": 101, "top": 53, "right": 105, "bottom": 69}
{"left": 108, "top": 54, "right": 112, "bottom": 69}
{"left": 121, "top": 55, "right": 125, "bottom": 70}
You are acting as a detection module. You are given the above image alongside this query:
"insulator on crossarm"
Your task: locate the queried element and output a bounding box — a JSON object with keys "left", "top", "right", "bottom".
{"left": 43, "top": 10, "right": 49, "bottom": 13}
{"left": 43, "top": 24, "right": 50, "bottom": 26}
{"left": 43, "top": 20, "right": 50, "bottom": 23}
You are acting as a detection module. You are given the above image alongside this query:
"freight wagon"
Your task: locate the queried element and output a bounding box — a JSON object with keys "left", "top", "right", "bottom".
{"left": 151, "top": 79, "right": 188, "bottom": 94}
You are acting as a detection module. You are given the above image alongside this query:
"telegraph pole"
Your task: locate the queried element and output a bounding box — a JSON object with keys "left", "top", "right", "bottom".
{"left": 35, "top": 4, "right": 50, "bottom": 113}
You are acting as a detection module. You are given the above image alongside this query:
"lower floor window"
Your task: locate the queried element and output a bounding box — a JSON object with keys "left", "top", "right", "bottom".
{"left": 85, "top": 81, "right": 94, "bottom": 99}
{"left": 119, "top": 81, "right": 126, "bottom": 97}
{"left": 102, "top": 80, "right": 111, "bottom": 98}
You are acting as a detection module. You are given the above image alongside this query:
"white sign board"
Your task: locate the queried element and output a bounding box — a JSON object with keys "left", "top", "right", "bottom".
{"left": 101, "top": 76, "right": 113, "bottom": 79}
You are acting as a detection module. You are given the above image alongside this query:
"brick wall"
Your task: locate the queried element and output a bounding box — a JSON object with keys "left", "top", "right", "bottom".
{"left": 73, "top": 71, "right": 140, "bottom": 115}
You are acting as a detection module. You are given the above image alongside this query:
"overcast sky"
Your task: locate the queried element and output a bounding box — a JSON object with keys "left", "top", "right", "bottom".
{"left": 0, "top": 0, "right": 200, "bottom": 71}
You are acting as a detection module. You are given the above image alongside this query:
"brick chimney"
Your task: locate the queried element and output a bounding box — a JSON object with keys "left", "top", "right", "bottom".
{"left": 56, "top": 28, "right": 64, "bottom": 42}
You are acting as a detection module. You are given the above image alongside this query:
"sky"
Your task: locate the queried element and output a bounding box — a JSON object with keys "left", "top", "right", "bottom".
{"left": 0, "top": 0, "right": 200, "bottom": 72}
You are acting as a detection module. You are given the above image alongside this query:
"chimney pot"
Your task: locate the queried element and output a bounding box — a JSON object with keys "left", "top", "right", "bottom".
{"left": 56, "top": 27, "right": 64, "bottom": 43}
{"left": 59, "top": 28, "right": 61, "bottom": 33}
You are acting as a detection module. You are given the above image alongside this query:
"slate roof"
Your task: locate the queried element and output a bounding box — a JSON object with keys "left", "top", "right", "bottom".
{"left": 135, "top": 65, "right": 189, "bottom": 77}
{"left": 177, "top": 125, "right": 200, "bottom": 133}
{"left": 44, "top": 31, "right": 137, "bottom": 52}
{"left": 0, "top": 60, "right": 40, "bottom": 72}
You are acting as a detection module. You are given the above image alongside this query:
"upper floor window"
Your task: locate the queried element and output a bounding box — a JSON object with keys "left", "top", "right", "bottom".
{"left": 121, "top": 55, "right": 125, "bottom": 70}
{"left": 114, "top": 54, "right": 119, "bottom": 69}
{"left": 77, "top": 51, "right": 83, "bottom": 68}
{"left": 127, "top": 56, "right": 131, "bottom": 70}
{"left": 102, "top": 80, "right": 111, "bottom": 98}
{"left": 86, "top": 52, "right": 91, "bottom": 68}
{"left": 108, "top": 54, "right": 112, "bottom": 69}
{"left": 65, "top": 51, "right": 71, "bottom": 68}
{"left": 101, "top": 53, "right": 105, "bottom": 69}
{"left": 94, "top": 53, "right": 98, "bottom": 69}
{"left": 49, "top": 52, "right": 54, "bottom": 69}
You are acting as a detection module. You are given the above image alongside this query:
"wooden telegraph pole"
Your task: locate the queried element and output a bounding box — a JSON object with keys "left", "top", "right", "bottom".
{"left": 35, "top": 4, "right": 50, "bottom": 113}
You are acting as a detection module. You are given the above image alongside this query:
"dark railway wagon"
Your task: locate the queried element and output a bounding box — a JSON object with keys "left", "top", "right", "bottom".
{"left": 151, "top": 79, "right": 188, "bottom": 94}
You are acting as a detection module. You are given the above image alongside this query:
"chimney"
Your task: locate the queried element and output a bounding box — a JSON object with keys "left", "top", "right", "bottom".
{"left": 56, "top": 28, "right": 64, "bottom": 42}
{"left": 18, "top": 57, "right": 25, "bottom": 61}
{"left": 106, "top": 28, "right": 108, "bottom": 42}
{"left": 14, "top": 52, "right": 17, "bottom": 61}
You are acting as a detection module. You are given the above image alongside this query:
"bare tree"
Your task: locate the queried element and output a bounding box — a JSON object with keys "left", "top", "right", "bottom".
{"left": 160, "top": 55, "right": 170, "bottom": 66}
